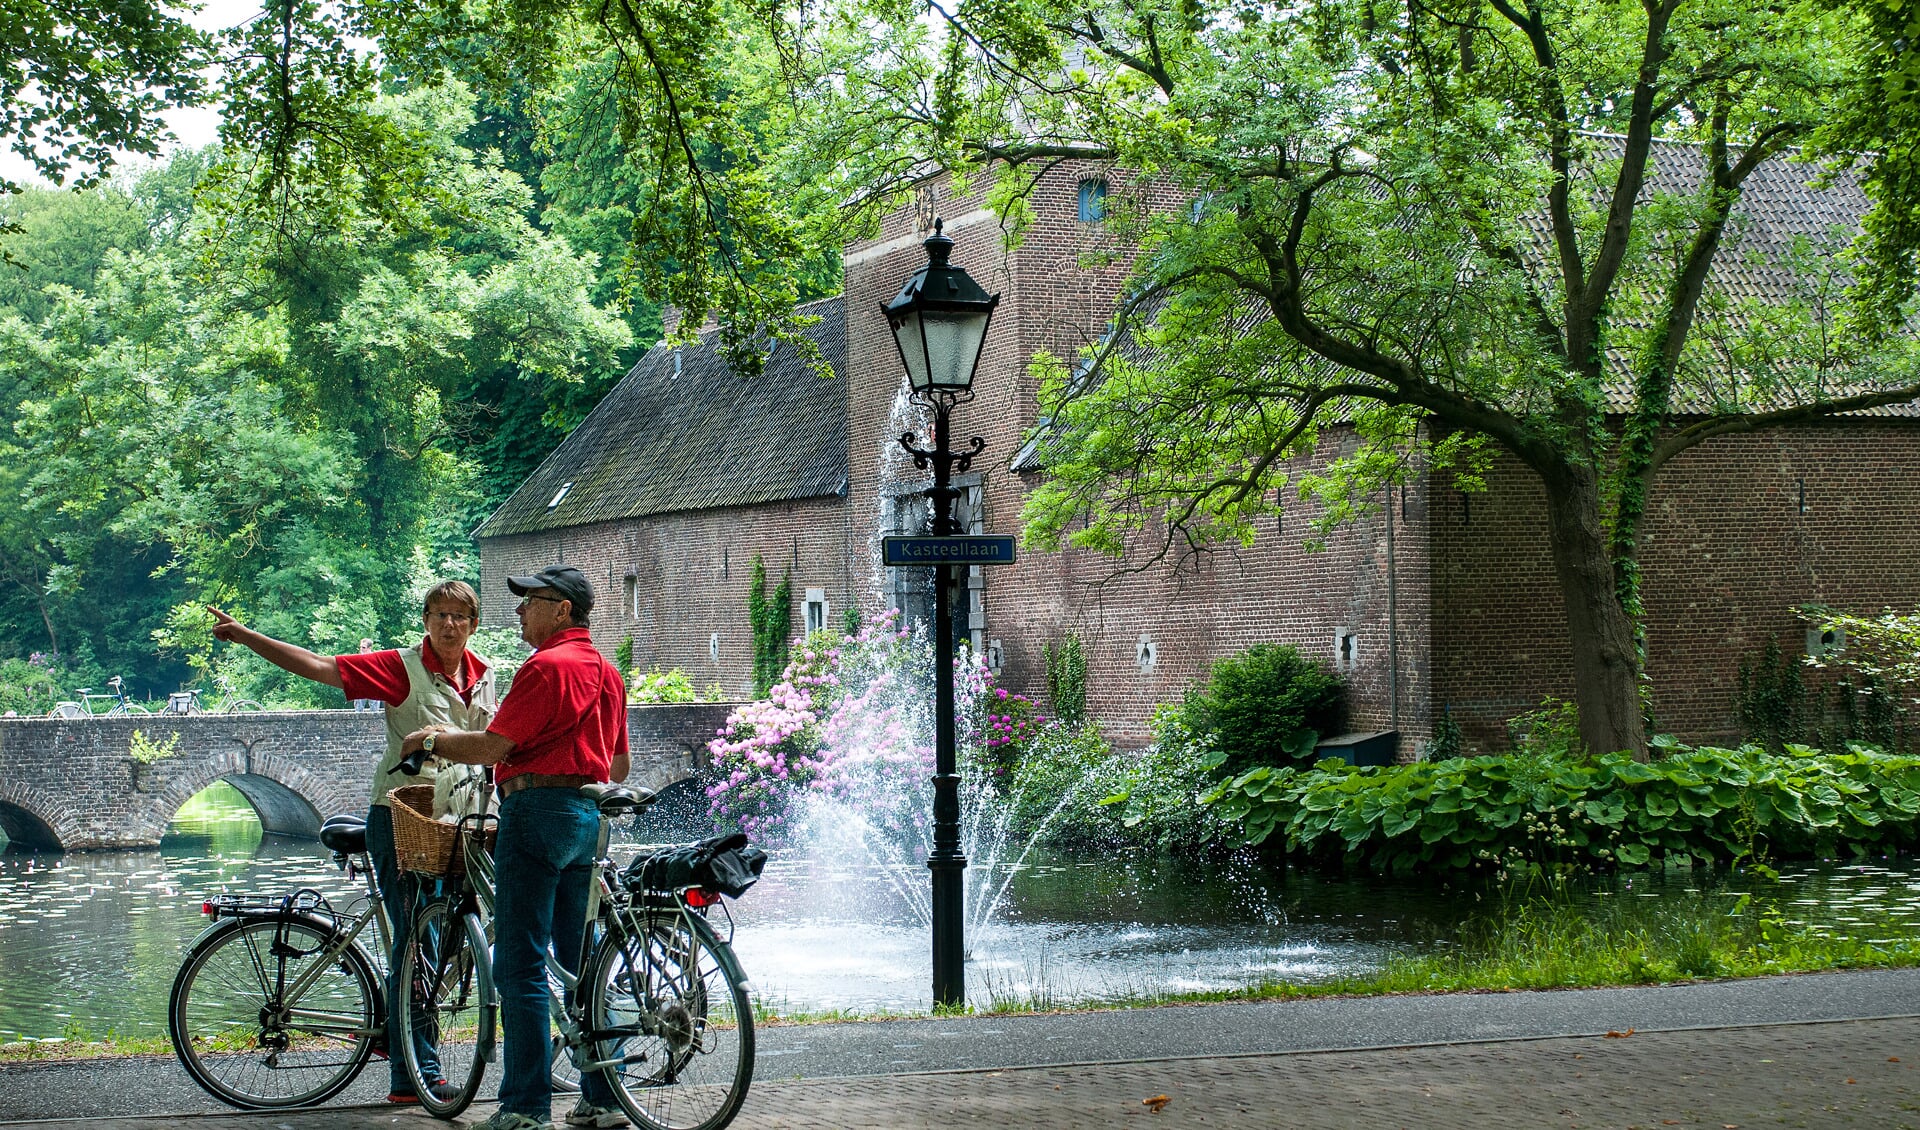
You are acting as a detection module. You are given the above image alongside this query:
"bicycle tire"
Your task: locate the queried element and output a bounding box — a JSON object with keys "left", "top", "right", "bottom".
{"left": 225, "top": 700, "right": 264, "bottom": 713}
{"left": 168, "top": 916, "right": 379, "bottom": 1109}
{"left": 110, "top": 702, "right": 151, "bottom": 715}
{"left": 588, "top": 907, "right": 754, "bottom": 1130}
{"left": 49, "top": 702, "right": 83, "bottom": 719}
{"left": 396, "top": 898, "right": 491, "bottom": 1118}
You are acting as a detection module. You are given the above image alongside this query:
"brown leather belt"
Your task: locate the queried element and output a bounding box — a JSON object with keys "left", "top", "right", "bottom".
{"left": 497, "top": 772, "right": 596, "bottom": 798}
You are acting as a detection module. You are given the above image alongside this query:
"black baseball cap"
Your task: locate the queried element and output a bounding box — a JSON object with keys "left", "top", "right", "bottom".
{"left": 507, "top": 565, "right": 595, "bottom": 614}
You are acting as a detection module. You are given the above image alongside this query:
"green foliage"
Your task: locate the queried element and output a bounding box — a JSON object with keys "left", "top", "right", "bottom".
{"left": 1042, "top": 633, "right": 1087, "bottom": 725}
{"left": 628, "top": 667, "right": 720, "bottom": 705}
{"left": 1008, "top": 708, "right": 1234, "bottom": 856}
{"left": 1422, "top": 706, "right": 1464, "bottom": 761}
{"left": 126, "top": 729, "right": 181, "bottom": 765}
{"left": 746, "top": 555, "right": 792, "bottom": 697}
{"left": 1202, "top": 742, "right": 1920, "bottom": 875}
{"left": 1179, "top": 644, "right": 1342, "bottom": 776}
{"left": 468, "top": 627, "right": 531, "bottom": 697}
{"left": 1506, "top": 698, "right": 1586, "bottom": 760}
{"left": 0, "top": 654, "right": 70, "bottom": 715}
{"left": 1738, "top": 638, "right": 1808, "bottom": 751}
{"left": 615, "top": 636, "right": 634, "bottom": 676}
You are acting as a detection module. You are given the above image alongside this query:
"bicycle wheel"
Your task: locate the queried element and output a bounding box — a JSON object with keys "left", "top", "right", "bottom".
{"left": 587, "top": 907, "right": 753, "bottom": 1130}
{"left": 110, "top": 702, "right": 151, "bottom": 715}
{"left": 49, "top": 702, "right": 83, "bottom": 719}
{"left": 226, "top": 699, "right": 263, "bottom": 712}
{"left": 395, "top": 897, "right": 490, "bottom": 1118}
{"left": 168, "top": 916, "right": 378, "bottom": 1109}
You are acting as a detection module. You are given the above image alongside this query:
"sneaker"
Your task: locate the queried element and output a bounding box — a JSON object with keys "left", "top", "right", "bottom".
{"left": 386, "top": 1079, "right": 460, "bottom": 1105}
{"left": 477, "top": 1110, "right": 552, "bottom": 1130}
{"left": 565, "top": 1100, "right": 630, "bottom": 1128}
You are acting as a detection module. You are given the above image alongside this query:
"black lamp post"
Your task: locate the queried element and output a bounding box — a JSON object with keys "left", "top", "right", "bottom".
{"left": 882, "top": 217, "right": 1000, "bottom": 1010}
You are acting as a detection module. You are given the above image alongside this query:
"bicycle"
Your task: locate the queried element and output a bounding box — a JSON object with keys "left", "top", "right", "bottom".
{"left": 166, "top": 813, "right": 393, "bottom": 1108}
{"left": 50, "top": 675, "right": 150, "bottom": 718}
{"left": 164, "top": 673, "right": 265, "bottom": 715}
{"left": 394, "top": 772, "right": 757, "bottom": 1130}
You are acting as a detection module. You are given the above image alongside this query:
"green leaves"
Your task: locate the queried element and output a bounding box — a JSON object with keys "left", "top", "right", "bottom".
{"left": 1197, "top": 742, "right": 1920, "bottom": 874}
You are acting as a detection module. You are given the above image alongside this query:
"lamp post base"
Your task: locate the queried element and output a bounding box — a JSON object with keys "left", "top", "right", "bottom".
{"left": 929, "top": 850, "right": 968, "bottom": 1008}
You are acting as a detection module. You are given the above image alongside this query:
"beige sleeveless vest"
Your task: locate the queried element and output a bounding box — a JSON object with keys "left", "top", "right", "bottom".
{"left": 370, "top": 646, "right": 497, "bottom": 807}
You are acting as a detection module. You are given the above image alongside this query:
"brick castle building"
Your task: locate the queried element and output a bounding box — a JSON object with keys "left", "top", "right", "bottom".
{"left": 476, "top": 155, "right": 1920, "bottom": 754}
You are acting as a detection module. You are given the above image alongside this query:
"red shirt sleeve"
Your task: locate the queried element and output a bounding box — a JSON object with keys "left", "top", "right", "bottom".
{"left": 488, "top": 657, "right": 558, "bottom": 749}
{"left": 334, "top": 650, "right": 409, "bottom": 707}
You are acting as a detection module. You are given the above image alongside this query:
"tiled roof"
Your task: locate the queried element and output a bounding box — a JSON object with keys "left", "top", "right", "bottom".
{"left": 474, "top": 297, "right": 848, "bottom": 539}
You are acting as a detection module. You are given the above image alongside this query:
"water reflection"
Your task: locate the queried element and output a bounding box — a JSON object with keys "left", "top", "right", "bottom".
{"left": 1, "top": 786, "right": 1918, "bottom": 1039}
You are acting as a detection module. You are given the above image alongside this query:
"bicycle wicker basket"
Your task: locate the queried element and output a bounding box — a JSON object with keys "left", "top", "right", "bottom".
{"left": 387, "top": 783, "right": 493, "bottom": 878}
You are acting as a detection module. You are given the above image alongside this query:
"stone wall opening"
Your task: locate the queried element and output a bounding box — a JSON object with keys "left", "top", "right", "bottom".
{"left": 0, "top": 801, "right": 63, "bottom": 853}
{"left": 212, "top": 775, "right": 323, "bottom": 839}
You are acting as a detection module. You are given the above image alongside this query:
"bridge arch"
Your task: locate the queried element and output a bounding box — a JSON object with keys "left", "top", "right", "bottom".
{"left": 0, "top": 780, "right": 80, "bottom": 852}
{"left": 144, "top": 745, "right": 332, "bottom": 843}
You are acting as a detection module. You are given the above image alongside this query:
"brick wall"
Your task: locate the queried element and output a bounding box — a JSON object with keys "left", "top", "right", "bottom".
{"left": 842, "top": 167, "right": 1429, "bottom": 750}
{"left": 479, "top": 498, "right": 855, "bottom": 697}
{"left": 1432, "top": 422, "right": 1920, "bottom": 749}
{"left": 0, "top": 705, "right": 728, "bottom": 851}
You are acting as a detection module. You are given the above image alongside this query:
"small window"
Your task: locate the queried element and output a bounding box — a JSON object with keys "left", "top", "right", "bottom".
{"left": 546, "top": 482, "right": 574, "bottom": 510}
{"left": 1806, "top": 626, "right": 1846, "bottom": 658}
{"left": 1135, "top": 633, "right": 1157, "bottom": 673}
{"left": 623, "top": 574, "right": 638, "bottom": 619}
{"left": 803, "top": 588, "right": 828, "bottom": 635}
{"left": 1077, "top": 179, "right": 1108, "bottom": 222}
{"left": 1334, "top": 629, "right": 1358, "bottom": 673}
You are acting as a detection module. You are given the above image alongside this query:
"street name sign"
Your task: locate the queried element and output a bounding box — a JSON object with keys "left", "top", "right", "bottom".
{"left": 881, "top": 535, "right": 1018, "bottom": 567}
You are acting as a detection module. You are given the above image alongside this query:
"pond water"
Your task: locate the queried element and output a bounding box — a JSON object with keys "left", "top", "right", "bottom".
{"left": 1, "top": 783, "right": 1918, "bottom": 1040}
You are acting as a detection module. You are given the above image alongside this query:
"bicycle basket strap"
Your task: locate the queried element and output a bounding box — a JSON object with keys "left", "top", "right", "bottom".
{"left": 624, "top": 832, "right": 768, "bottom": 898}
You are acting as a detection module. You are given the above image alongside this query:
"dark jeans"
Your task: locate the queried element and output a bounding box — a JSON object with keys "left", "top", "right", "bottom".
{"left": 494, "top": 786, "right": 618, "bottom": 1117}
{"left": 366, "top": 804, "right": 443, "bottom": 1093}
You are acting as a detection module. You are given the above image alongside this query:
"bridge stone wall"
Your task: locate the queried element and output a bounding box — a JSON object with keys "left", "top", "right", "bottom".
{"left": 0, "top": 703, "right": 733, "bottom": 852}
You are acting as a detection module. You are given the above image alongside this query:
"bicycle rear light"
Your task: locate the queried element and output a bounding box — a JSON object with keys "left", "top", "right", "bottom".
{"left": 683, "top": 888, "right": 719, "bottom": 908}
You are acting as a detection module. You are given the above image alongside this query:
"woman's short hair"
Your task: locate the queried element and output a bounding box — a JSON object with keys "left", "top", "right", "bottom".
{"left": 422, "top": 580, "right": 481, "bottom": 622}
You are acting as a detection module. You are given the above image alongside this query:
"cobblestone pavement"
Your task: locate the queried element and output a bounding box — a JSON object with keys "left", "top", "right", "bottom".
{"left": 8, "top": 1017, "right": 1916, "bottom": 1130}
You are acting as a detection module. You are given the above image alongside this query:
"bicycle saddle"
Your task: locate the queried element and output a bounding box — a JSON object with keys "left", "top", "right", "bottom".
{"left": 579, "top": 782, "right": 657, "bottom": 815}
{"left": 319, "top": 814, "right": 368, "bottom": 855}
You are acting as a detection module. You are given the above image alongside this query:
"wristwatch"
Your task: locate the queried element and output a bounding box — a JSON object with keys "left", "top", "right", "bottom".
{"left": 422, "top": 731, "right": 437, "bottom": 755}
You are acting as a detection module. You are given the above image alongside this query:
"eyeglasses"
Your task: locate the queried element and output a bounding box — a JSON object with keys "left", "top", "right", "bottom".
{"left": 516, "top": 594, "right": 567, "bottom": 611}
{"left": 426, "top": 612, "right": 474, "bottom": 625}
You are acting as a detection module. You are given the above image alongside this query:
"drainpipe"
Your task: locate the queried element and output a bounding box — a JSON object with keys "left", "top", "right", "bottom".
{"left": 1386, "top": 483, "right": 1400, "bottom": 734}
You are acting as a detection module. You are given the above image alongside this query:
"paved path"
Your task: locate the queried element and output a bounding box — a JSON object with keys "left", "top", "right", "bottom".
{"left": 4, "top": 970, "right": 1918, "bottom": 1128}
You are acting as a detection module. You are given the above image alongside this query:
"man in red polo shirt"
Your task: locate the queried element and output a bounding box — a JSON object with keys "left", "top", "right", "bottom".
{"left": 398, "top": 565, "right": 629, "bottom": 1130}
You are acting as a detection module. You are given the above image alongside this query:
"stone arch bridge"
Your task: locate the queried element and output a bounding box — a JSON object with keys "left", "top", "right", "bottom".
{"left": 0, "top": 704, "right": 730, "bottom": 851}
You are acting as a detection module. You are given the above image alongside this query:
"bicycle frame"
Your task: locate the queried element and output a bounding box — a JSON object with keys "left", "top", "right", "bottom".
{"left": 193, "top": 847, "right": 395, "bottom": 1042}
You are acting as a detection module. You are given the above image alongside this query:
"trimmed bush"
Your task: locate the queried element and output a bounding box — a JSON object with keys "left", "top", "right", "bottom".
{"left": 1181, "top": 643, "right": 1342, "bottom": 775}
{"left": 1202, "top": 742, "right": 1920, "bottom": 874}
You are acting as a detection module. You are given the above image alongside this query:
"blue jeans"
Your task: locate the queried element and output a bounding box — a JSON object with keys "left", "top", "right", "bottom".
{"left": 365, "top": 804, "right": 443, "bottom": 1094}
{"left": 494, "top": 787, "right": 618, "bottom": 1117}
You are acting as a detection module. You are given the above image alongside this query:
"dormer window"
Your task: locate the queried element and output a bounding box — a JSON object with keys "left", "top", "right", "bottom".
{"left": 1077, "top": 178, "right": 1108, "bottom": 222}
{"left": 546, "top": 482, "right": 574, "bottom": 510}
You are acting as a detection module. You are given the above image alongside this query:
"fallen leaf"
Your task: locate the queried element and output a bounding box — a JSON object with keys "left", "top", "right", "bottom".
{"left": 1891, "top": 1057, "right": 1901, "bottom": 1063}
{"left": 1143, "top": 1095, "right": 1172, "bottom": 1113}
{"left": 1604, "top": 1028, "right": 1637, "bottom": 1038}
{"left": 1846, "top": 1078, "right": 1856, "bottom": 1084}
{"left": 1664, "top": 1121, "right": 1680, "bottom": 1126}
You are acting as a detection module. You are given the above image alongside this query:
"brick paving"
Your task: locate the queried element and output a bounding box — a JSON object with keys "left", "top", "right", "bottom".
{"left": 9, "top": 1017, "right": 1916, "bottom": 1130}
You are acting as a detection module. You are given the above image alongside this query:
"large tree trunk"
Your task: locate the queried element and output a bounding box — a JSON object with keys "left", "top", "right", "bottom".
{"left": 1540, "top": 463, "right": 1649, "bottom": 760}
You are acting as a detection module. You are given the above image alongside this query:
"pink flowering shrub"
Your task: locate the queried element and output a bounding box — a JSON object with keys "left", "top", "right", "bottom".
{"left": 706, "top": 608, "right": 1049, "bottom": 844}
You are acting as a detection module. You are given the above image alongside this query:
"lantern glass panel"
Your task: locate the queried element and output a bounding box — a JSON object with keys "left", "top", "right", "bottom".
{"left": 891, "top": 313, "right": 930, "bottom": 390}
{"left": 919, "top": 310, "right": 991, "bottom": 390}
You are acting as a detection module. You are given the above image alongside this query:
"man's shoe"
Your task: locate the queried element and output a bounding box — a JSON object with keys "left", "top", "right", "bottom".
{"left": 565, "top": 1099, "right": 630, "bottom": 1128}
{"left": 385, "top": 1091, "right": 419, "bottom": 1105}
{"left": 476, "top": 1110, "right": 552, "bottom": 1130}
{"left": 386, "top": 1079, "right": 459, "bottom": 1105}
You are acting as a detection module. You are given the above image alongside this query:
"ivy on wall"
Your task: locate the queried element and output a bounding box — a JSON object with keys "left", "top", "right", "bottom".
{"left": 747, "top": 555, "right": 792, "bottom": 697}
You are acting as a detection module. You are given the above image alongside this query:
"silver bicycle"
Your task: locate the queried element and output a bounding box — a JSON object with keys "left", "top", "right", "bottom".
{"left": 396, "top": 780, "right": 756, "bottom": 1130}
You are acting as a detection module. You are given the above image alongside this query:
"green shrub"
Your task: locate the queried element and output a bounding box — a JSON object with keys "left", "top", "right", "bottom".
{"left": 1181, "top": 644, "right": 1342, "bottom": 775}
{"left": 1506, "top": 697, "right": 1584, "bottom": 758}
{"left": 1202, "top": 741, "right": 1920, "bottom": 875}
{"left": 628, "top": 667, "right": 723, "bottom": 704}
{"left": 1006, "top": 710, "right": 1234, "bottom": 857}
{"left": 1042, "top": 633, "right": 1087, "bottom": 725}
{"left": 0, "top": 655, "right": 65, "bottom": 715}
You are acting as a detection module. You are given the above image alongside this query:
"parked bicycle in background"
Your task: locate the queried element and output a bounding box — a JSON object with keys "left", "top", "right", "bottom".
{"left": 50, "top": 675, "right": 148, "bottom": 718}
{"left": 163, "top": 673, "right": 264, "bottom": 715}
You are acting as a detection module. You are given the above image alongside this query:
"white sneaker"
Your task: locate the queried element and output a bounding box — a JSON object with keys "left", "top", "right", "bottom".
{"left": 478, "top": 1110, "right": 552, "bottom": 1130}
{"left": 565, "top": 1099, "right": 631, "bottom": 1128}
